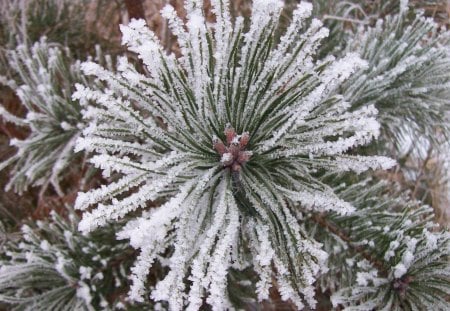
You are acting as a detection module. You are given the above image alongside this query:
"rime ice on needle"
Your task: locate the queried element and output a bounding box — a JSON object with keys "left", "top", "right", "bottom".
{"left": 0, "top": 39, "right": 86, "bottom": 194}
{"left": 0, "top": 211, "right": 130, "bottom": 310}
{"left": 74, "top": 0, "right": 395, "bottom": 309}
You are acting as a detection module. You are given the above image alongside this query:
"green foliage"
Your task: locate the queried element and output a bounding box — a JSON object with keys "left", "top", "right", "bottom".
{"left": 342, "top": 5, "right": 450, "bottom": 147}
{"left": 0, "top": 38, "right": 110, "bottom": 194}
{"left": 0, "top": 0, "right": 102, "bottom": 55}
{"left": 309, "top": 178, "right": 450, "bottom": 310}
{"left": 0, "top": 0, "right": 449, "bottom": 310}
{"left": 0, "top": 210, "right": 134, "bottom": 311}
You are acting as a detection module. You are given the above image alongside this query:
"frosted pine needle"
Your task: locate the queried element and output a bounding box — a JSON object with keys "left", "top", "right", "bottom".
{"left": 0, "top": 38, "right": 89, "bottom": 194}
{"left": 0, "top": 211, "right": 132, "bottom": 310}
{"left": 74, "top": 0, "right": 395, "bottom": 309}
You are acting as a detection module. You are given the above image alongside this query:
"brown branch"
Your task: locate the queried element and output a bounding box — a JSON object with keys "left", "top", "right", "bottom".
{"left": 124, "top": 0, "right": 146, "bottom": 20}
{"left": 312, "top": 213, "right": 389, "bottom": 277}
{"left": 411, "top": 145, "right": 433, "bottom": 200}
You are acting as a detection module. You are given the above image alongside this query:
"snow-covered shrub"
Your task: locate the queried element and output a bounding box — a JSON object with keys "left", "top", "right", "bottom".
{"left": 73, "top": 0, "right": 396, "bottom": 309}
{"left": 0, "top": 210, "right": 132, "bottom": 311}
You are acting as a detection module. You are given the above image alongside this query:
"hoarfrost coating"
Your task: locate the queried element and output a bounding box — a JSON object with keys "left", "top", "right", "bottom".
{"left": 74, "top": 0, "right": 395, "bottom": 309}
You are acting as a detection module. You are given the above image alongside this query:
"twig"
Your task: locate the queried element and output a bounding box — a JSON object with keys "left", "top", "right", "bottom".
{"left": 411, "top": 145, "right": 433, "bottom": 200}
{"left": 312, "top": 213, "right": 389, "bottom": 277}
{"left": 323, "top": 14, "right": 369, "bottom": 25}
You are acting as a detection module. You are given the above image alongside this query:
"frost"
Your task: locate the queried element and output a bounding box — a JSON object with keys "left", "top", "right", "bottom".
{"left": 76, "top": 282, "right": 93, "bottom": 306}
{"left": 400, "top": 0, "right": 409, "bottom": 13}
{"left": 39, "top": 240, "right": 50, "bottom": 251}
{"left": 0, "top": 38, "right": 88, "bottom": 194}
{"left": 384, "top": 240, "right": 400, "bottom": 261}
{"left": 79, "top": 266, "right": 93, "bottom": 280}
{"left": 220, "top": 152, "right": 233, "bottom": 164}
{"left": 72, "top": 0, "right": 397, "bottom": 309}
{"left": 0, "top": 210, "right": 130, "bottom": 310}
{"left": 424, "top": 229, "right": 438, "bottom": 249}
{"left": 393, "top": 263, "right": 407, "bottom": 278}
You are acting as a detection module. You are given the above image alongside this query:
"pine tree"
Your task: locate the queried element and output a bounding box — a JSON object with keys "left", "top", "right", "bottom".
{"left": 71, "top": 0, "right": 415, "bottom": 309}
{"left": 0, "top": 0, "right": 449, "bottom": 310}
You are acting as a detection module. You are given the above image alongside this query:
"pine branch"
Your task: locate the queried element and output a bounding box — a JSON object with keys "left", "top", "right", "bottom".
{"left": 72, "top": 1, "right": 395, "bottom": 309}
{"left": 0, "top": 1, "right": 447, "bottom": 310}
{"left": 0, "top": 38, "right": 110, "bottom": 194}
{"left": 312, "top": 213, "right": 388, "bottom": 277}
{"left": 0, "top": 209, "right": 139, "bottom": 310}
{"left": 309, "top": 178, "right": 450, "bottom": 310}
{"left": 341, "top": 1, "right": 450, "bottom": 148}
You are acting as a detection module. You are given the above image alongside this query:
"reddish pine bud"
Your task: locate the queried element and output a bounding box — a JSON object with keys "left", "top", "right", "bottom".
{"left": 232, "top": 163, "right": 241, "bottom": 172}
{"left": 213, "top": 128, "right": 252, "bottom": 172}
{"left": 228, "top": 144, "right": 240, "bottom": 157}
{"left": 393, "top": 275, "right": 413, "bottom": 297}
{"left": 224, "top": 124, "right": 236, "bottom": 145}
{"left": 238, "top": 151, "right": 252, "bottom": 163}
{"left": 213, "top": 137, "right": 226, "bottom": 155}
{"left": 239, "top": 132, "right": 250, "bottom": 149}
